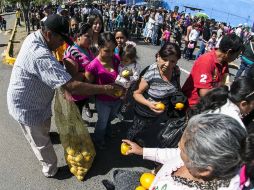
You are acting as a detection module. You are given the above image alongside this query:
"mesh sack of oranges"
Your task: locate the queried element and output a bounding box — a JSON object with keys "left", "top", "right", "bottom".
{"left": 54, "top": 88, "right": 96, "bottom": 181}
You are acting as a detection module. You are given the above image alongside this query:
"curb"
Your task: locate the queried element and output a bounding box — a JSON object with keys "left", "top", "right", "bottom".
{"left": 3, "top": 18, "right": 17, "bottom": 65}
{"left": 0, "top": 12, "right": 15, "bottom": 16}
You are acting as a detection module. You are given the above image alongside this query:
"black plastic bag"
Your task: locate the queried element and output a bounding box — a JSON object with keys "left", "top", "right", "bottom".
{"left": 158, "top": 116, "right": 188, "bottom": 148}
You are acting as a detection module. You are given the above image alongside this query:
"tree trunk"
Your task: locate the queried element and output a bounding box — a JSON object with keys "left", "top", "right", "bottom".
{"left": 20, "top": 1, "right": 30, "bottom": 34}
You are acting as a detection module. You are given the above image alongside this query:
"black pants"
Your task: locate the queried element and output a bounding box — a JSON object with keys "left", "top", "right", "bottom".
{"left": 74, "top": 99, "right": 89, "bottom": 115}
{"left": 185, "top": 41, "right": 197, "bottom": 60}
{"left": 127, "top": 112, "right": 164, "bottom": 147}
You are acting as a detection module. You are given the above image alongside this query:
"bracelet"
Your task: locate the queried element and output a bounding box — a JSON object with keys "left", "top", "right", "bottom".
{"left": 104, "top": 85, "right": 111, "bottom": 91}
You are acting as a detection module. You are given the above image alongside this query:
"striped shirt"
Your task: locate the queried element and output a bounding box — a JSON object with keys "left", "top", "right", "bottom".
{"left": 143, "top": 63, "right": 180, "bottom": 103}
{"left": 7, "top": 30, "right": 72, "bottom": 126}
{"left": 135, "top": 63, "right": 180, "bottom": 117}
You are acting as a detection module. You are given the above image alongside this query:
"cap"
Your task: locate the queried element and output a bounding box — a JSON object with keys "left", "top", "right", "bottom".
{"left": 57, "top": 4, "right": 68, "bottom": 14}
{"left": 238, "top": 23, "right": 243, "bottom": 27}
{"left": 43, "top": 4, "right": 52, "bottom": 10}
{"left": 44, "top": 14, "right": 73, "bottom": 45}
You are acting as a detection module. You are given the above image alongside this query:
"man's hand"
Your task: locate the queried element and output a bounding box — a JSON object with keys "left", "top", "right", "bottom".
{"left": 103, "top": 84, "right": 125, "bottom": 98}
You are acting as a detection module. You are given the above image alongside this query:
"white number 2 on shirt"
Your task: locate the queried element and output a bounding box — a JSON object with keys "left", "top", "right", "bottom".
{"left": 200, "top": 74, "right": 207, "bottom": 83}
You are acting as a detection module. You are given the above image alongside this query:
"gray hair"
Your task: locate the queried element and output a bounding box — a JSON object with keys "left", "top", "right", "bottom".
{"left": 183, "top": 114, "right": 247, "bottom": 179}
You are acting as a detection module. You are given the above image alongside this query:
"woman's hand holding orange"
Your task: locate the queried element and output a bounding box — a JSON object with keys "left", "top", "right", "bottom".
{"left": 122, "top": 139, "right": 143, "bottom": 156}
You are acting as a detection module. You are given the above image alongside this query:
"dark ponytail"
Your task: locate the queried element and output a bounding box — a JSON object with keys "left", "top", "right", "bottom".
{"left": 191, "top": 85, "right": 229, "bottom": 116}
{"left": 229, "top": 77, "right": 254, "bottom": 103}
{"left": 75, "top": 23, "right": 91, "bottom": 38}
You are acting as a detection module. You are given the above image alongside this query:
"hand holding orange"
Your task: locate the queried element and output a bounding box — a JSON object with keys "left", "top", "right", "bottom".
{"left": 155, "top": 102, "right": 165, "bottom": 111}
{"left": 114, "top": 89, "right": 123, "bottom": 97}
{"left": 122, "top": 70, "right": 130, "bottom": 78}
{"left": 120, "top": 142, "right": 131, "bottom": 155}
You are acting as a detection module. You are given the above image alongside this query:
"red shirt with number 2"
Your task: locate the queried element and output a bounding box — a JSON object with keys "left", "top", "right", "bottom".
{"left": 182, "top": 50, "right": 229, "bottom": 107}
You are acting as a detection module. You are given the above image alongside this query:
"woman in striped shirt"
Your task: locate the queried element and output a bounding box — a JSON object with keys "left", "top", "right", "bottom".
{"left": 127, "top": 43, "right": 182, "bottom": 147}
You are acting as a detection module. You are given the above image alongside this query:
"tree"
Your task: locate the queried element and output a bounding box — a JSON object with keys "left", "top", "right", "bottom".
{"left": 33, "top": 0, "right": 51, "bottom": 6}
{"left": 6, "top": 0, "right": 31, "bottom": 34}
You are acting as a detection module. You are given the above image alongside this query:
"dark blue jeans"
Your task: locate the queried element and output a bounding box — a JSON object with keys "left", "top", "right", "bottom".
{"left": 152, "top": 25, "right": 160, "bottom": 45}
{"left": 195, "top": 41, "right": 206, "bottom": 60}
{"left": 94, "top": 99, "right": 121, "bottom": 143}
{"left": 235, "top": 60, "right": 253, "bottom": 78}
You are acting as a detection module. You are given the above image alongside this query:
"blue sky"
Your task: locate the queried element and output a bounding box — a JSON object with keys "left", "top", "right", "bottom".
{"left": 164, "top": 0, "right": 254, "bottom": 26}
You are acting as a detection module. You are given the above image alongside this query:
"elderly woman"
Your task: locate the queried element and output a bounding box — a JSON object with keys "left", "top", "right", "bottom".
{"left": 104, "top": 114, "right": 246, "bottom": 190}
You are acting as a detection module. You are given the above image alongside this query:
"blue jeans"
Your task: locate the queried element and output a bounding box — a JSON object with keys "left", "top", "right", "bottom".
{"left": 235, "top": 60, "right": 253, "bottom": 78}
{"left": 108, "top": 20, "right": 114, "bottom": 32}
{"left": 195, "top": 41, "right": 206, "bottom": 60}
{"left": 94, "top": 99, "right": 122, "bottom": 143}
{"left": 152, "top": 25, "right": 160, "bottom": 45}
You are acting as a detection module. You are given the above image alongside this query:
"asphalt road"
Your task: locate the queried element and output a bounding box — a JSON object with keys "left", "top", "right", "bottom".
{"left": 0, "top": 16, "right": 240, "bottom": 190}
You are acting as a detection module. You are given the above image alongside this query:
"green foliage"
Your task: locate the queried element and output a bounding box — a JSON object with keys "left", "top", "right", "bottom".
{"left": 5, "top": 0, "right": 19, "bottom": 5}
{"left": 5, "top": 0, "right": 52, "bottom": 6}
{"left": 33, "top": 0, "right": 52, "bottom": 6}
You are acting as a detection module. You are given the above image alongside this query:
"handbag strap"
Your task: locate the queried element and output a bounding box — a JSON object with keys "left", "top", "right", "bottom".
{"left": 250, "top": 41, "right": 254, "bottom": 55}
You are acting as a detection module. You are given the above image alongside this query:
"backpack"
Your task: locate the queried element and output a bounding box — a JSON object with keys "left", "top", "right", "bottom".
{"left": 128, "top": 65, "right": 150, "bottom": 106}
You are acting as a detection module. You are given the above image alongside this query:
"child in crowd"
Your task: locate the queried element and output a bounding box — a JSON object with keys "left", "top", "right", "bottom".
{"left": 115, "top": 41, "right": 140, "bottom": 114}
{"left": 206, "top": 32, "right": 217, "bottom": 52}
{"left": 190, "top": 77, "right": 254, "bottom": 129}
{"left": 161, "top": 25, "right": 171, "bottom": 46}
{"left": 115, "top": 41, "right": 140, "bottom": 89}
{"left": 126, "top": 43, "right": 181, "bottom": 146}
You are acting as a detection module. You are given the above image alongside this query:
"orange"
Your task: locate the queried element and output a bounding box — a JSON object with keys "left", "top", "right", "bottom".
{"left": 76, "top": 175, "right": 84, "bottom": 181}
{"left": 135, "top": 186, "right": 146, "bottom": 190}
{"left": 122, "top": 70, "right": 130, "bottom": 77}
{"left": 140, "top": 173, "right": 155, "bottom": 189}
{"left": 114, "top": 89, "right": 123, "bottom": 97}
{"left": 175, "top": 102, "right": 184, "bottom": 110}
{"left": 120, "top": 142, "right": 130, "bottom": 155}
{"left": 155, "top": 102, "right": 165, "bottom": 111}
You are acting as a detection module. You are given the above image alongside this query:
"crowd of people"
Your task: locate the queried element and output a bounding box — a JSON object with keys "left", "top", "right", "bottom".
{"left": 6, "top": 2, "right": 254, "bottom": 190}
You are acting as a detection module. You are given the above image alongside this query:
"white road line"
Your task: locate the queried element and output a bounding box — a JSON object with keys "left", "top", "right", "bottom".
{"left": 179, "top": 67, "right": 190, "bottom": 75}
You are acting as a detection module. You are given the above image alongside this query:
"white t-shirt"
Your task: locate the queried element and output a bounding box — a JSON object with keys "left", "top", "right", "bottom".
{"left": 208, "top": 99, "right": 245, "bottom": 128}
{"left": 189, "top": 29, "right": 200, "bottom": 42}
{"left": 115, "top": 62, "right": 140, "bottom": 88}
